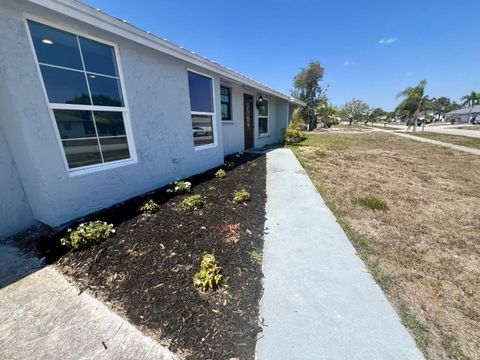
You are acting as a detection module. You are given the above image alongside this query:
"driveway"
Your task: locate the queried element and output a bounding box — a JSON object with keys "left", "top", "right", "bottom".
{"left": 256, "top": 148, "right": 423, "bottom": 360}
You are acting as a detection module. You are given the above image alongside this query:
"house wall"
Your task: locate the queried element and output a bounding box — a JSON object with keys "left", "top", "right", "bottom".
{"left": 0, "top": 0, "right": 224, "bottom": 227}
{"left": 221, "top": 84, "right": 289, "bottom": 154}
{"left": 0, "top": 129, "right": 35, "bottom": 239}
{"left": 255, "top": 97, "right": 289, "bottom": 148}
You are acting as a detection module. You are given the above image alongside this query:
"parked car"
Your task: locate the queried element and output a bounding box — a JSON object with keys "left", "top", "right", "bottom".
{"left": 193, "top": 127, "right": 209, "bottom": 137}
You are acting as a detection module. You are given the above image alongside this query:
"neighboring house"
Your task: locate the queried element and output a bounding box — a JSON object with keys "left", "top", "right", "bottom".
{"left": 446, "top": 105, "right": 480, "bottom": 123}
{"left": 0, "top": 0, "right": 304, "bottom": 238}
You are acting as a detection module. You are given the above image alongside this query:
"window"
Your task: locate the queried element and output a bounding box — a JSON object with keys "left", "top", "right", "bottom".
{"left": 27, "top": 20, "right": 133, "bottom": 170}
{"left": 258, "top": 98, "right": 269, "bottom": 135}
{"left": 220, "top": 85, "right": 232, "bottom": 121}
{"left": 188, "top": 71, "right": 215, "bottom": 147}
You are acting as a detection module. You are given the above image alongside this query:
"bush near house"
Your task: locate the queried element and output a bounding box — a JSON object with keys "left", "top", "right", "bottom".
{"left": 233, "top": 189, "right": 251, "bottom": 203}
{"left": 284, "top": 108, "right": 305, "bottom": 144}
{"left": 60, "top": 221, "right": 115, "bottom": 250}
{"left": 180, "top": 194, "right": 203, "bottom": 211}
{"left": 215, "top": 169, "right": 227, "bottom": 178}
{"left": 139, "top": 199, "right": 160, "bottom": 214}
{"left": 193, "top": 253, "right": 222, "bottom": 291}
{"left": 167, "top": 180, "right": 192, "bottom": 194}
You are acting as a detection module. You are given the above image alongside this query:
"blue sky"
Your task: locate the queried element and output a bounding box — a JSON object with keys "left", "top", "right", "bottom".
{"left": 83, "top": 0, "right": 480, "bottom": 111}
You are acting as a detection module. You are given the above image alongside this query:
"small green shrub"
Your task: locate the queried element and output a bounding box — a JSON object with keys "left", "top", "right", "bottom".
{"left": 139, "top": 199, "right": 160, "bottom": 214}
{"left": 355, "top": 195, "right": 389, "bottom": 212}
{"left": 250, "top": 249, "right": 263, "bottom": 264}
{"left": 325, "top": 118, "right": 335, "bottom": 128}
{"left": 284, "top": 108, "right": 305, "bottom": 144}
{"left": 60, "top": 221, "right": 114, "bottom": 250}
{"left": 233, "top": 189, "right": 251, "bottom": 203}
{"left": 181, "top": 194, "right": 203, "bottom": 211}
{"left": 215, "top": 169, "right": 226, "bottom": 178}
{"left": 167, "top": 180, "right": 192, "bottom": 194}
{"left": 193, "top": 253, "right": 222, "bottom": 291}
{"left": 224, "top": 161, "right": 235, "bottom": 170}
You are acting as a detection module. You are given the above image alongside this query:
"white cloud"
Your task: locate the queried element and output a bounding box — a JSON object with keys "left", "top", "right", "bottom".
{"left": 378, "top": 37, "right": 397, "bottom": 45}
{"left": 406, "top": 71, "right": 413, "bottom": 76}
{"left": 344, "top": 61, "right": 355, "bottom": 66}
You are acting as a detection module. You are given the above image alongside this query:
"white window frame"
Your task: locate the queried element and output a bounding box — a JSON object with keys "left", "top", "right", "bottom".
{"left": 187, "top": 68, "right": 217, "bottom": 150}
{"left": 220, "top": 84, "right": 233, "bottom": 122}
{"left": 258, "top": 97, "right": 269, "bottom": 137}
{"left": 24, "top": 15, "right": 137, "bottom": 176}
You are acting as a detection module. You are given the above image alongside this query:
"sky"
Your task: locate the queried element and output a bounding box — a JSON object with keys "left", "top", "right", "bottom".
{"left": 82, "top": 0, "right": 480, "bottom": 111}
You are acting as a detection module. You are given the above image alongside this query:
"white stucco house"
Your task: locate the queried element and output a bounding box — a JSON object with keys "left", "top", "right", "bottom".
{"left": 0, "top": 0, "right": 304, "bottom": 238}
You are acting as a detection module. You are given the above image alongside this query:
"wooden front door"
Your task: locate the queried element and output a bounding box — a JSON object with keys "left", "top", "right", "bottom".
{"left": 244, "top": 94, "right": 254, "bottom": 149}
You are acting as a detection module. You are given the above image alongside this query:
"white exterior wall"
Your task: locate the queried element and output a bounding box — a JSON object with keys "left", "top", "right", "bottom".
{"left": 0, "top": 130, "right": 35, "bottom": 238}
{"left": 221, "top": 84, "right": 289, "bottom": 154}
{"left": 0, "top": 0, "right": 296, "bottom": 236}
{"left": 0, "top": 0, "right": 224, "bottom": 228}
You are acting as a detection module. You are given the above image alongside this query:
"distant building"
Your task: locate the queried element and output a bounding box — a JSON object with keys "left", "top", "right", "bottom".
{"left": 445, "top": 105, "right": 480, "bottom": 123}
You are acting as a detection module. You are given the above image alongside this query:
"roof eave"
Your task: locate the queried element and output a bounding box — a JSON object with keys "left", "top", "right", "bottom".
{"left": 28, "top": 0, "right": 302, "bottom": 104}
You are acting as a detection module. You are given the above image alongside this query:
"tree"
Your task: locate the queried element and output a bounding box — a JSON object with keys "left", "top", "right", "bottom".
{"left": 429, "top": 97, "right": 460, "bottom": 122}
{"left": 369, "top": 107, "right": 387, "bottom": 125}
{"left": 292, "top": 61, "right": 327, "bottom": 130}
{"left": 317, "top": 103, "right": 338, "bottom": 128}
{"left": 396, "top": 80, "right": 428, "bottom": 131}
{"left": 460, "top": 91, "right": 480, "bottom": 123}
{"left": 340, "top": 99, "right": 370, "bottom": 124}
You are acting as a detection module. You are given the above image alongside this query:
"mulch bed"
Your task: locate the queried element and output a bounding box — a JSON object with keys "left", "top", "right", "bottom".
{"left": 46, "top": 153, "right": 266, "bottom": 359}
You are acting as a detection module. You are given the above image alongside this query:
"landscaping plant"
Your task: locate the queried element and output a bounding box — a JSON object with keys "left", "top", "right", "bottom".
{"left": 167, "top": 180, "right": 192, "bottom": 194}
{"left": 233, "top": 189, "right": 251, "bottom": 203}
{"left": 139, "top": 199, "right": 160, "bottom": 214}
{"left": 284, "top": 108, "right": 304, "bottom": 144}
{"left": 215, "top": 169, "right": 226, "bottom": 178}
{"left": 193, "top": 253, "right": 222, "bottom": 291}
{"left": 60, "top": 221, "right": 115, "bottom": 250}
{"left": 180, "top": 194, "right": 203, "bottom": 211}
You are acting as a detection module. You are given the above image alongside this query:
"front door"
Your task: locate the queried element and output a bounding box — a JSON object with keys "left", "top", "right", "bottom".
{"left": 244, "top": 94, "right": 254, "bottom": 149}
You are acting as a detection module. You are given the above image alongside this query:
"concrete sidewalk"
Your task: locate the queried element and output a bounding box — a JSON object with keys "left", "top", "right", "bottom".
{"left": 0, "top": 243, "right": 177, "bottom": 360}
{"left": 375, "top": 129, "right": 480, "bottom": 155}
{"left": 256, "top": 149, "right": 423, "bottom": 360}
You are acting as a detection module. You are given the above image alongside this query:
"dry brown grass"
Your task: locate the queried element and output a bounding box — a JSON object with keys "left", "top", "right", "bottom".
{"left": 290, "top": 132, "right": 480, "bottom": 359}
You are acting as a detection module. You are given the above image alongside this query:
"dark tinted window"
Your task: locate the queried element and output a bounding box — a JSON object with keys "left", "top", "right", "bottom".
{"left": 188, "top": 72, "right": 213, "bottom": 113}
{"left": 259, "top": 117, "right": 268, "bottom": 134}
{"left": 40, "top": 66, "right": 90, "bottom": 105}
{"left": 220, "top": 86, "right": 231, "bottom": 120}
{"left": 94, "top": 111, "right": 126, "bottom": 136}
{"left": 79, "top": 37, "right": 119, "bottom": 77}
{"left": 88, "top": 74, "right": 124, "bottom": 107}
{"left": 53, "top": 110, "right": 95, "bottom": 139}
{"left": 28, "top": 20, "right": 83, "bottom": 70}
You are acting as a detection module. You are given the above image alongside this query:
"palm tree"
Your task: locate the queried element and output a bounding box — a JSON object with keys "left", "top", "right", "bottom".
{"left": 460, "top": 91, "right": 480, "bottom": 123}
{"left": 396, "top": 80, "right": 428, "bottom": 131}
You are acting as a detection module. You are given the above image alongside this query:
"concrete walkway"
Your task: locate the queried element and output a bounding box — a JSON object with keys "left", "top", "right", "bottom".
{"left": 375, "top": 129, "right": 480, "bottom": 155}
{"left": 0, "top": 243, "right": 177, "bottom": 360}
{"left": 256, "top": 149, "right": 423, "bottom": 360}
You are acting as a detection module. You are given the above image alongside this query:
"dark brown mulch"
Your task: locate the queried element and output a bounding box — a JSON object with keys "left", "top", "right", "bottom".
{"left": 53, "top": 153, "right": 266, "bottom": 359}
